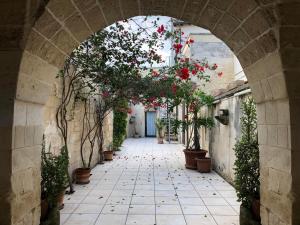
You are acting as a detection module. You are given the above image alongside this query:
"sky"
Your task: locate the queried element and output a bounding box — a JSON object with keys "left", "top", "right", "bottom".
{"left": 108, "top": 16, "right": 174, "bottom": 67}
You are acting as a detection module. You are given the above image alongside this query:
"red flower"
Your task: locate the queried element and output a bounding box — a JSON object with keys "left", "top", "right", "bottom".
{"left": 195, "top": 63, "right": 204, "bottom": 72}
{"left": 179, "top": 67, "right": 189, "bottom": 80}
{"left": 212, "top": 63, "right": 218, "bottom": 70}
{"left": 192, "top": 69, "right": 197, "bottom": 75}
{"left": 186, "top": 39, "right": 194, "bottom": 44}
{"left": 102, "top": 91, "right": 110, "bottom": 98}
{"left": 157, "top": 25, "right": 165, "bottom": 34}
{"left": 148, "top": 97, "right": 156, "bottom": 103}
{"left": 218, "top": 72, "right": 223, "bottom": 77}
{"left": 152, "top": 70, "right": 159, "bottom": 77}
{"left": 173, "top": 43, "right": 183, "bottom": 54}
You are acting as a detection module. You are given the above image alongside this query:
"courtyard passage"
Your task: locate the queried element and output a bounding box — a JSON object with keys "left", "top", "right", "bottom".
{"left": 61, "top": 138, "right": 240, "bottom": 225}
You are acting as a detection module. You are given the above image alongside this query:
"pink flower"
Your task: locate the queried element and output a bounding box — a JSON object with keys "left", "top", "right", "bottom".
{"left": 157, "top": 25, "right": 165, "bottom": 34}
{"left": 218, "top": 72, "right": 223, "bottom": 77}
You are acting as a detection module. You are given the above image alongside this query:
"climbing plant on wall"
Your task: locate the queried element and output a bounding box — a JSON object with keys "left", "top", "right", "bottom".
{"left": 113, "top": 98, "right": 130, "bottom": 150}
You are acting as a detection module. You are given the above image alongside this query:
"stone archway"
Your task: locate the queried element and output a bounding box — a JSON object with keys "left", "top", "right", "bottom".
{"left": 0, "top": 1, "right": 299, "bottom": 225}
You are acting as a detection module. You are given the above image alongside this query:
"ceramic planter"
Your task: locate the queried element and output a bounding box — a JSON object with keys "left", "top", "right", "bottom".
{"left": 183, "top": 149, "right": 207, "bottom": 169}
{"left": 157, "top": 137, "right": 164, "bottom": 144}
{"left": 196, "top": 157, "right": 211, "bottom": 173}
{"left": 104, "top": 150, "right": 114, "bottom": 161}
{"left": 75, "top": 168, "right": 91, "bottom": 184}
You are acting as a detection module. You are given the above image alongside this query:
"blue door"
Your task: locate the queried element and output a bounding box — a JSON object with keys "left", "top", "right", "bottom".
{"left": 146, "top": 112, "right": 156, "bottom": 137}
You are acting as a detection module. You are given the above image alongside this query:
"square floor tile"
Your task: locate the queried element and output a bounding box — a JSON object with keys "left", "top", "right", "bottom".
{"left": 156, "top": 196, "right": 179, "bottom": 205}
{"left": 60, "top": 203, "right": 78, "bottom": 214}
{"left": 207, "top": 206, "right": 238, "bottom": 216}
{"left": 182, "top": 205, "right": 210, "bottom": 215}
{"left": 156, "top": 204, "right": 182, "bottom": 215}
{"left": 126, "top": 214, "right": 155, "bottom": 225}
{"left": 128, "top": 204, "right": 155, "bottom": 214}
{"left": 64, "top": 213, "right": 99, "bottom": 225}
{"left": 179, "top": 198, "right": 204, "bottom": 205}
{"left": 73, "top": 204, "right": 103, "bottom": 214}
{"left": 213, "top": 215, "right": 239, "bottom": 225}
{"left": 106, "top": 196, "right": 131, "bottom": 205}
{"left": 156, "top": 215, "right": 186, "bottom": 225}
{"left": 202, "top": 198, "right": 229, "bottom": 206}
{"left": 60, "top": 213, "right": 70, "bottom": 225}
{"left": 131, "top": 196, "right": 155, "bottom": 204}
{"left": 82, "top": 196, "right": 108, "bottom": 204}
{"left": 155, "top": 190, "right": 177, "bottom": 197}
{"left": 95, "top": 214, "right": 127, "bottom": 225}
{"left": 102, "top": 204, "right": 130, "bottom": 214}
{"left": 185, "top": 215, "right": 217, "bottom": 225}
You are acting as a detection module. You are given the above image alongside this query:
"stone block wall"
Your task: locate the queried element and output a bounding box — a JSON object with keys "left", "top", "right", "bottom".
{"left": 200, "top": 90, "right": 251, "bottom": 183}
{"left": 43, "top": 82, "right": 114, "bottom": 173}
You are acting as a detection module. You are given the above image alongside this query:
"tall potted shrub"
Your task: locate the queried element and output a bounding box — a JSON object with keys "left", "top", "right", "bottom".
{"left": 41, "top": 139, "right": 69, "bottom": 224}
{"left": 155, "top": 118, "right": 165, "bottom": 144}
{"left": 180, "top": 90, "right": 214, "bottom": 169}
{"left": 234, "top": 98, "right": 260, "bottom": 223}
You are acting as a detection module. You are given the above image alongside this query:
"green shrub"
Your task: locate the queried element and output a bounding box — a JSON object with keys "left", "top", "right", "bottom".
{"left": 113, "top": 100, "right": 128, "bottom": 150}
{"left": 41, "top": 137, "right": 69, "bottom": 206}
{"left": 234, "top": 98, "right": 260, "bottom": 208}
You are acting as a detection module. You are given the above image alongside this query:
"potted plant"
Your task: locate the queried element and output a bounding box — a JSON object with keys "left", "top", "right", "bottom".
{"left": 74, "top": 98, "right": 100, "bottom": 184}
{"left": 155, "top": 118, "right": 165, "bottom": 144}
{"left": 103, "top": 143, "right": 114, "bottom": 161}
{"left": 196, "top": 157, "right": 212, "bottom": 173}
{"left": 41, "top": 139, "right": 69, "bottom": 224}
{"left": 234, "top": 98, "right": 260, "bottom": 224}
{"left": 180, "top": 90, "right": 214, "bottom": 169}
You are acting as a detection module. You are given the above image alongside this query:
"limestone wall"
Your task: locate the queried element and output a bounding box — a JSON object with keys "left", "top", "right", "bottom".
{"left": 43, "top": 84, "right": 113, "bottom": 173}
{"left": 200, "top": 90, "right": 251, "bottom": 183}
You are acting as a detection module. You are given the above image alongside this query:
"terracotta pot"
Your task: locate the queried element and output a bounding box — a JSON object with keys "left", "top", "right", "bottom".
{"left": 196, "top": 157, "right": 211, "bottom": 173}
{"left": 251, "top": 198, "right": 260, "bottom": 220}
{"left": 157, "top": 137, "right": 164, "bottom": 144}
{"left": 104, "top": 150, "right": 114, "bottom": 161}
{"left": 184, "top": 149, "right": 207, "bottom": 169}
{"left": 56, "top": 191, "right": 65, "bottom": 210}
{"left": 40, "top": 199, "right": 48, "bottom": 221}
{"left": 75, "top": 168, "right": 91, "bottom": 184}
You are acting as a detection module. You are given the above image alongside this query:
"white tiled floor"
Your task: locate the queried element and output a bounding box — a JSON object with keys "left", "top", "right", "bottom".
{"left": 61, "top": 138, "right": 240, "bottom": 225}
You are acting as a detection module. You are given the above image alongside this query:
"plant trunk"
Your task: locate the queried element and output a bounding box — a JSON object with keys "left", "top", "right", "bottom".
{"left": 193, "top": 111, "right": 200, "bottom": 150}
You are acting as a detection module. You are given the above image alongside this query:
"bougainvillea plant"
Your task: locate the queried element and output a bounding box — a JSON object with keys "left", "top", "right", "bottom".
{"left": 137, "top": 20, "right": 222, "bottom": 151}
{"left": 57, "top": 18, "right": 164, "bottom": 167}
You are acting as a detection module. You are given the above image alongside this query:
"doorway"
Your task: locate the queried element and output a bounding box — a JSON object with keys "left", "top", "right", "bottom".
{"left": 145, "top": 111, "right": 156, "bottom": 137}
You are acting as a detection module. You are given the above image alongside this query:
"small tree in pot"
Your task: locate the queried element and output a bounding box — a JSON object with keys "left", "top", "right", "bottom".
{"left": 179, "top": 89, "right": 214, "bottom": 169}
{"left": 155, "top": 118, "right": 165, "bottom": 144}
{"left": 234, "top": 98, "right": 260, "bottom": 223}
